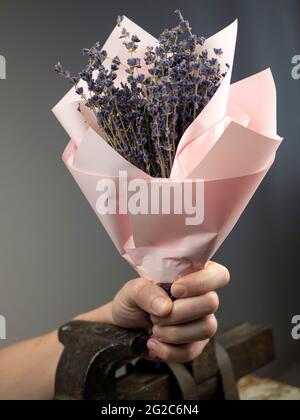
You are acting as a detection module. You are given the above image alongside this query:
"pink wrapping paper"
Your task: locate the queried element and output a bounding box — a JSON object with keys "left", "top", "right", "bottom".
{"left": 53, "top": 17, "right": 283, "bottom": 284}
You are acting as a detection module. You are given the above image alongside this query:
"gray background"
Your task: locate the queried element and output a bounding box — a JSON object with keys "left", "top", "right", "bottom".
{"left": 0, "top": 0, "right": 299, "bottom": 385}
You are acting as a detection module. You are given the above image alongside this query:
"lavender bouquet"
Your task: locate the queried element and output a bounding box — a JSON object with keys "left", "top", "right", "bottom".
{"left": 53, "top": 11, "right": 281, "bottom": 291}
{"left": 55, "top": 10, "right": 227, "bottom": 178}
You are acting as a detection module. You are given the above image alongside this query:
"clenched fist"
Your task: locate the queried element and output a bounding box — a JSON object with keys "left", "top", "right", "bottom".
{"left": 81, "top": 261, "right": 230, "bottom": 364}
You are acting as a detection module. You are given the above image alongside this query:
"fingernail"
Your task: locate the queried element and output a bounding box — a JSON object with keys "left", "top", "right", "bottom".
{"left": 171, "top": 284, "right": 186, "bottom": 298}
{"left": 152, "top": 297, "right": 169, "bottom": 315}
{"left": 147, "top": 339, "right": 158, "bottom": 351}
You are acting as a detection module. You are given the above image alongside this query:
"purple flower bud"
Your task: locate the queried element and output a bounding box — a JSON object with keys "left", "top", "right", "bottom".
{"left": 120, "top": 28, "right": 130, "bottom": 39}
{"left": 124, "top": 41, "right": 138, "bottom": 52}
{"left": 117, "top": 15, "right": 124, "bottom": 27}
{"left": 127, "top": 57, "right": 141, "bottom": 68}
{"left": 76, "top": 87, "right": 84, "bottom": 95}
{"left": 112, "top": 56, "right": 121, "bottom": 65}
{"left": 71, "top": 76, "right": 80, "bottom": 85}
{"left": 132, "top": 35, "right": 141, "bottom": 43}
{"left": 174, "top": 9, "right": 183, "bottom": 19}
{"left": 54, "top": 62, "right": 63, "bottom": 74}
{"left": 136, "top": 74, "right": 145, "bottom": 83}
{"left": 214, "top": 48, "right": 223, "bottom": 56}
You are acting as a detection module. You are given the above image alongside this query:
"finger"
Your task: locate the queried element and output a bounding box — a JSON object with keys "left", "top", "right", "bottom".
{"left": 147, "top": 339, "right": 209, "bottom": 363}
{"left": 124, "top": 278, "right": 173, "bottom": 317}
{"left": 151, "top": 292, "right": 219, "bottom": 326}
{"left": 152, "top": 314, "right": 218, "bottom": 345}
{"left": 171, "top": 262, "right": 230, "bottom": 299}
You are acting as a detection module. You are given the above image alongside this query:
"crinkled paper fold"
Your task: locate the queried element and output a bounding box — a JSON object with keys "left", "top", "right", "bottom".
{"left": 53, "top": 17, "right": 283, "bottom": 283}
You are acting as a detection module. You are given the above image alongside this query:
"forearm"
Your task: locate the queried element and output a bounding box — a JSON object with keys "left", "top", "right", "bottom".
{"left": 0, "top": 331, "right": 63, "bottom": 400}
{"left": 0, "top": 302, "right": 113, "bottom": 400}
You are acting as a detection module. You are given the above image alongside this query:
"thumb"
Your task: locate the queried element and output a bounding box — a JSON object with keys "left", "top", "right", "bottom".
{"left": 124, "top": 278, "right": 173, "bottom": 317}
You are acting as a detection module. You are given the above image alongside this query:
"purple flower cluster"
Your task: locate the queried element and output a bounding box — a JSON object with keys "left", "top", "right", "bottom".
{"left": 55, "top": 10, "right": 227, "bottom": 178}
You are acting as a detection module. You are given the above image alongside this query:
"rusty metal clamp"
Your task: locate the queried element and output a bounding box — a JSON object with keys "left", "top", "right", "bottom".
{"left": 55, "top": 321, "right": 148, "bottom": 400}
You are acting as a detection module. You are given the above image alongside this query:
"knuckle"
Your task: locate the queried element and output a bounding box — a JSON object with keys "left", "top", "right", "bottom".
{"left": 184, "top": 345, "right": 198, "bottom": 362}
{"left": 161, "top": 346, "right": 172, "bottom": 361}
{"left": 179, "top": 343, "right": 201, "bottom": 363}
{"left": 203, "top": 316, "right": 218, "bottom": 338}
{"left": 195, "top": 271, "right": 204, "bottom": 287}
{"left": 206, "top": 292, "right": 220, "bottom": 314}
{"left": 187, "top": 271, "right": 203, "bottom": 289}
{"left": 131, "top": 278, "right": 150, "bottom": 300}
{"left": 164, "top": 326, "right": 179, "bottom": 343}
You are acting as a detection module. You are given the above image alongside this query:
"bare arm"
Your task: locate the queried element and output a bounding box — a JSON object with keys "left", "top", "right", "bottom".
{"left": 0, "top": 331, "right": 63, "bottom": 400}
{"left": 0, "top": 304, "right": 112, "bottom": 400}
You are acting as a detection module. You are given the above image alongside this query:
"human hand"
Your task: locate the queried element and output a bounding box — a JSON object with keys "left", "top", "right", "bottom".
{"left": 107, "top": 261, "right": 230, "bottom": 363}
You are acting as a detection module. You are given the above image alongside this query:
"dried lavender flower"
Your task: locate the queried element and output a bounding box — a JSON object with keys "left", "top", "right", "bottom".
{"left": 117, "top": 15, "right": 124, "bottom": 27}
{"left": 131, "top": 35, "right": 141, "bottom": 43}
{"left": 214, "top": 48, "right": 224, "bottom": 56}
{"left": 55, "top": 10, "right": 228, "bottom": 178}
